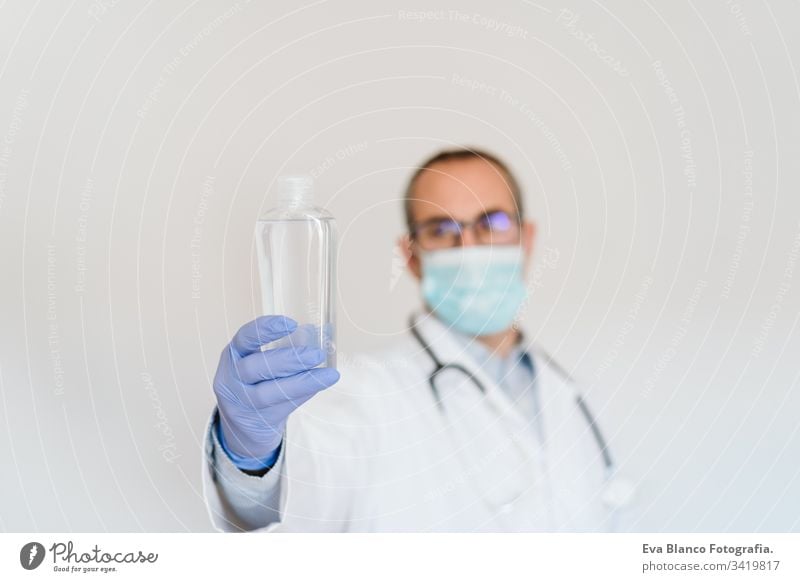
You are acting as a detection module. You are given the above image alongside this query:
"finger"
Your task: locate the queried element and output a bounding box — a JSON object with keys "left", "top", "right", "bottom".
{"left": 230, "top": 315, "right": 297, "bottom": 358}
{"left": 255, "top": 390, "right": 319, "bottom": 419}
{"left": 243, "top": 367, "right": 341, "bottom": 409}
{"left": 235, "top": 346, "right": 326, "bottom": 384}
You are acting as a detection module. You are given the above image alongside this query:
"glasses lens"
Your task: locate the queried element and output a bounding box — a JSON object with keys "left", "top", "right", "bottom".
{"left": 476, "top": 210, "right": 519, "bottom": 244}
{"left": 433, "top": 219, "right": 462, "bottom": 237}
{"left": 416, "top": 218, "right": 461, "bottom": 249}
{"left": 479, "top": 210, "right": 513, "bottom": 232}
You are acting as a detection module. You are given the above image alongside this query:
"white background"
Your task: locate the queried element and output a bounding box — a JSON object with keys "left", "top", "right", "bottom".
{"left": 0, "top": 0, "right": 798, "bottom": 532}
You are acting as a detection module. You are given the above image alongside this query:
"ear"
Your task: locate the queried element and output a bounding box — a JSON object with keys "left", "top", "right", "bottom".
{"left": 398, "top": 233, "right": 422, "bottom": 280}
{"left": 521, "top": 220, "right": 536, "bottom": 275}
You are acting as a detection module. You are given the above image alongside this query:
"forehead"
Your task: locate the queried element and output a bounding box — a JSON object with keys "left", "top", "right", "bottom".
{"left": 409, "top": 158, "right": 517, "bottom": 222}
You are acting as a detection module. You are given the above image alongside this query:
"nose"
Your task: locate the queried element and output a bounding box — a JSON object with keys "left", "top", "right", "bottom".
{"left": 457, "top": 225, "right": 479, "bottom": 247}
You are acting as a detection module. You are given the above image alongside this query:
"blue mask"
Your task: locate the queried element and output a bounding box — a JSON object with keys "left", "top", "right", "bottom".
{"left": 420, "top": 245, "right": 527, "bottom": 336}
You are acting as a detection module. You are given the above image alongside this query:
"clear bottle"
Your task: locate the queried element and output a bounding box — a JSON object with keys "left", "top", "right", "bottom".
{"left": 255, "top": 176, "right": 337, "bottom": 368}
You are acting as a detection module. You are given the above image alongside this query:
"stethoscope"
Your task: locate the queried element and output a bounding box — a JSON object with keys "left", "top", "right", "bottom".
{"left": 408, "top": 314, "right": 633, "bottom": 527}
{"left": 408, "top": 313, "right": 614, "bottom": 473}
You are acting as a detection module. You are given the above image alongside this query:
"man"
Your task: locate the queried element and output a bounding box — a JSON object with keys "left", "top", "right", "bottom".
{"left": 202, "top": 147, "right": 624, "bottom": 532}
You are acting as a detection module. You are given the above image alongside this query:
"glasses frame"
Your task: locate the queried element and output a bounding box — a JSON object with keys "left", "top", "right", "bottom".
{"left": 408, "top": 208, "right": 523, "bottom": 251}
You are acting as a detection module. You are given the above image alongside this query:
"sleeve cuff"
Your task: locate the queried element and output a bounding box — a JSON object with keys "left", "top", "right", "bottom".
{"left": 215, "top": 413, "right": 282, "bottom": 472}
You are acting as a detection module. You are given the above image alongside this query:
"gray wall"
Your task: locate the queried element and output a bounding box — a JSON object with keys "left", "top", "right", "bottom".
{"left": 1, "top": 0, "right": 798, "bottom": 531}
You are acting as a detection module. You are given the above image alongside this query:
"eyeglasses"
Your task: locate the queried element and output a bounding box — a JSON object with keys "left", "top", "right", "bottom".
{"left": 409, "top": 209, "right": 521, "bottom": 250}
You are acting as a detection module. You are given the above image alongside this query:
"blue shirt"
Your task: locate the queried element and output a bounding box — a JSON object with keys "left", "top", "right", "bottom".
{"left": 445, "top": 326, "right": 541, "bottom": 432}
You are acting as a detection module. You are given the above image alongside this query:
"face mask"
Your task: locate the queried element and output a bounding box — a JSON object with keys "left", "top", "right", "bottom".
{"left": 419, "top": 245, "right": 528, "bottom": 336}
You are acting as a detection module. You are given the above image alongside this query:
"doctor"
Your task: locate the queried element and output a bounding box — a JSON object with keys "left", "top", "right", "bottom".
{"left": 202, "top": 147, "right": 630, "bottom": 532}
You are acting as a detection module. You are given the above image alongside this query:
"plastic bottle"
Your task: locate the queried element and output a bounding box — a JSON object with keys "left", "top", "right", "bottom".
{"left": 255, "top": 175, "right": 336, "bottom": 368}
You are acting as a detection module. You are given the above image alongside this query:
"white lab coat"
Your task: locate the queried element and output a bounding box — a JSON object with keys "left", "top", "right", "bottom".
{"left": 202, "top": 311, "right": 631, "bottom": 532}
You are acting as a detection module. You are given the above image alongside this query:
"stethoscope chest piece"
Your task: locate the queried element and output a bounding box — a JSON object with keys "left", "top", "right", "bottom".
{"left": 602, "top": 474, "right": 636, "bottom": 509}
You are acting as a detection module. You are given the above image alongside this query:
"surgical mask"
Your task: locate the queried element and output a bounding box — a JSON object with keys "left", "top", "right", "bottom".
{"left": 419, "top": 245, "right": 527, "bottom": 336}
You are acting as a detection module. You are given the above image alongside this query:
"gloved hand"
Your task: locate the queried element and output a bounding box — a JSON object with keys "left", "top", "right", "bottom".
{"left": 213, "top": 315, "right": 340, "bottom": 469}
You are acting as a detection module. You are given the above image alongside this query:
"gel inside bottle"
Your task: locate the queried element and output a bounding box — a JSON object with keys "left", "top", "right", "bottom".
{"left": 255, "top": 176, "right": 336, "bottom": 367}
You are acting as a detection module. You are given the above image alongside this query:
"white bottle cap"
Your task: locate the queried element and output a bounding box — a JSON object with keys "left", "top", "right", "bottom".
{"left": 276, "top": 175, "right": 314, "bottom": 207}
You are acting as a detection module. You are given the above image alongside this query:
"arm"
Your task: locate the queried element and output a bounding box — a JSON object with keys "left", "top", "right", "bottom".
{"left": 201, "top": 315, "right": 340, "bottom": 532}
{"left": 202, "top": 408, "right": 284, "bottom": 532}
{"left": 204, "top": 393, "right": 372, "bottom": 533}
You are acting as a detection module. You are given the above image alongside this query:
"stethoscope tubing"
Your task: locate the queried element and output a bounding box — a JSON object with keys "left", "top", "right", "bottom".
{"left": 408, "top": 313, "right": 613, "bottom": 471}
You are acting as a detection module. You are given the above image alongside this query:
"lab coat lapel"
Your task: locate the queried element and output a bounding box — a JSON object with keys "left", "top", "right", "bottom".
{"left": 411, "top": 311, "right": 555, "bottom": 529}
{"left": 530, "top": 346, "right": 609, "bottom": 530}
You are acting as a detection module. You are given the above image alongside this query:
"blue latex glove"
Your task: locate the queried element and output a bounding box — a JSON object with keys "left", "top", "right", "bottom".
{"left": 213, "top": 315, "right": 340, "bottom": 470}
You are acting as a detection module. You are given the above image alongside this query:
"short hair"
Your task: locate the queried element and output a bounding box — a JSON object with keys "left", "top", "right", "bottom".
{"left": 403, "top": 146, "right": 523, "bottom": 232}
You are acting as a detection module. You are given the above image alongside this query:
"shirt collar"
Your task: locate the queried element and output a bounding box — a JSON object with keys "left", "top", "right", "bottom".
{"left": 427, "top": 309, "right": 535, "bottom": 381}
